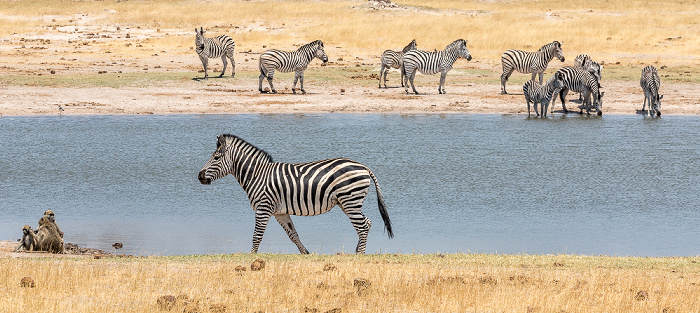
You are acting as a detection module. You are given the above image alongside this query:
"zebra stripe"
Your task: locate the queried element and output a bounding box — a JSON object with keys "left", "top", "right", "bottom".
{"left": 258, "top": 40, "right": 328, "bottom": 94}
{"left": 198, "top": 134, "right": 392, "bottom": 254}
{"left": 523, "top": 72, "right": 564, "bottom": 117}
{"left": 401, "top": 39, "right": 472, "bottom": 94}
{"left": 500, "top": 41, "right": 565, "bottom": 94}
{"left": 379, "top": 39, "right": 417, "bottom": 88}
{"left": 551, "top": 66, "right": 604, "bottom": 115}
{"left": 641, "top": 65, "right": 663, "bottom": 116}
{"left": 195, "top": 27, "right": 235, "bottom": 79}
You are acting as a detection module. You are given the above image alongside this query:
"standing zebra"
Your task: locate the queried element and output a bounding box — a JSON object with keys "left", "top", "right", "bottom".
{"left": 523, "top": 72, "right": 565, "bottom": 117}
{"left": 195, "top": 27, "right": 235, "bottom": 79}
{"left": 198, "top": 134, "right": 393, "bottom": 254}
{"left": 500, "top": 41, "right": 565, "bottom": 94}
{"left": 551, "top": 66, "right": 604, "bottom": 115}
{"left": 258, "top": 40, "right": 328, "bottom": 94}
{"left": 401, "top": 39, "right": 472, "bottom": 95}
{"left": 640, "top": 65, "right": 663, "bottom": 116}
{"left": 379, "top": 39, "right": 417, "bottom": 88}
{"left": 574, "top": 54, "right": 602, "bottom": 101}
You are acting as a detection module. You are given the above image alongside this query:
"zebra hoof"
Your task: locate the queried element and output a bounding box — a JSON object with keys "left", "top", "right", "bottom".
{"left": 301, "top": 90, "right": 306, "bottom": 95}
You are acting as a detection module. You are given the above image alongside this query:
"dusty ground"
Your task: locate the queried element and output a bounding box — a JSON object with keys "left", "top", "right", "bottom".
{"left": 0, "top": 12, "right": 698, "bottom": 117}
{"left": 0, "top": 240, "right": 114, "bottom": 258}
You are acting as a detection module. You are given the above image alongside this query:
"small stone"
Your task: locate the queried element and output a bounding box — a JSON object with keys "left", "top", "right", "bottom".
{"left": 20, "top": 277, "right": 35, "bottom": 288}
{"left": 339, "top": 89, "right": 345, "bottom": 93}
{"left": 251, "top": 259, "right": 266, "bottom": 271}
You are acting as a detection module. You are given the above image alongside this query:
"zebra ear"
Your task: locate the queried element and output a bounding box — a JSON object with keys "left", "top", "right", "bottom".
{"left": 200, "top": 27, "right": 205, "bottom": 34}
{"left": 659, "top": 95, "right": 663, "bottom": 100}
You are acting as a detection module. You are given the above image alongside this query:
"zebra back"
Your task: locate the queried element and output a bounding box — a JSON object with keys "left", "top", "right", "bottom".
{"left": 195, "top": 27, "right": 235, "bottom": 59}
{"left": 575, "top": 54, "right": 601, "bottom": 83}
{"left": 259, "top": 40, "right": 328, "bottom": 74}
{"left": 501, "top": 41, "right": 564, "bottom": 74}
{"left": 402, "top": 39, "right": 471, "bottom": 75}
{"left": 381, "top": 40, "right": 417, "bottom": 69}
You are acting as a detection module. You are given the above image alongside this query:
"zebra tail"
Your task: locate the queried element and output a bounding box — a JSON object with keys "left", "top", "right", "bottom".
{"left": 368, "top": 168, "right": 393, "bottom": 238}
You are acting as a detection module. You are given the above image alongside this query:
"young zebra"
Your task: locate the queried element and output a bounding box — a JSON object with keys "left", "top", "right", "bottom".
{"left": 640, "top": 65, "right": 663, "bottom": 116}
{"left": 258, "top": 40, "right": 328, "bottom": 94}
{"left": 198, "top": 134, "right": 393, "bottom": 254}
{"left": 523, "top": 72, "right": 565, "bottom": 117}
{"left": 500, "top": 41, "right": 565, "bottom": 94}
{"left": 195, "top": 27, "right": 235, "bottom": 79}
{"left": 551, "top": 66, "right": 604, "bottom": 116}
{"left": 379, "top": 39, "right": 417, "bottom": 88}
{"left": 401, "top": 39, "right": 472, "bottom": 95}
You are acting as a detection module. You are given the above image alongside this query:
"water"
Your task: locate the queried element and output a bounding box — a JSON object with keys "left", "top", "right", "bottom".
{"left": 1, "top": 114, "right": 699, "bottom": 257}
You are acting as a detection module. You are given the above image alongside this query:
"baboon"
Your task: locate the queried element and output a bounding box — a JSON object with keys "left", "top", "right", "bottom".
{"left": 36, "top": 216, "right": 64, "bottom": 253}
{"left": 15, "top": 225, "right": 37, "bottom": 252}
{"left": 43, "top": 209, "right": 64, "bottom": 238}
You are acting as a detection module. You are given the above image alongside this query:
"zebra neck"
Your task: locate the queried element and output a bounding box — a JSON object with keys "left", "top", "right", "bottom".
{"left": 540, "top": 49, "right": 556, "bottom": 62}
{"left": 231, "top": 154, "right": 270, "bottom": 190}
{"left": 298, "top": 48, "right": 315, "bottom": 62}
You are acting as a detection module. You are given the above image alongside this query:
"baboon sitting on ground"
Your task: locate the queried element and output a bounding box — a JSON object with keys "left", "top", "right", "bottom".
{"left": 15, "top": 225, "right": 37, "bottom": 252}
{"left": 43, "top": 209, "right": 63, "bottom": 238}
{"left": 36, "top": 216, "right": 64, "bottom": 253}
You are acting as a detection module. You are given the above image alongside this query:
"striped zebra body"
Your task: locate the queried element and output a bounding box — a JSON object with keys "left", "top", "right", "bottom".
{"left": 640, "top": 65, "right": 663, "bottom": 116}
{"left": 523, "top": 72, "right": 564, "bottom": 117}
{"left": 500, "top": 41, "right": 565, "bottom": 94}
{"left": 379, "top": 39, "right": 417, "bottom": 88}
{"left": 195, "top": 27, "right": 235, "bottom": 79}
{"left": 198, "top": 134, "right": 392, "bottom": 254}
{"left": 402, "top": 39, "right": 472, "bottom": 94}
{"left": 574, "top": 54, "right": 602, "bottom": 101}
{"left": 552, "top": 66, "right": 604, "bottom": 115}
{"left": 258, "top": 40, "right": 328, "bottom": 94}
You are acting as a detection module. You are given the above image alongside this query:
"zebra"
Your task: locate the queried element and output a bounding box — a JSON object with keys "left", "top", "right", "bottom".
{"left": 195, "top": 27, "right": 235, "bottom": 79}
{"left": 523, "top": 72, "right": 564, "bottom": 117}
{"left": 379, "top": 39, "right": 417, "bottom": 88}
{"left": 500, "top": 41, "right": 565, "bottom": 94}
{"left": 401, "top": 39, "right": 472, "bottom": 94}
{"left": 574, "top": 54, "right": 602, "bottom": 101}
{"left": 258, "top": 40, "right": 328, "bottom": 94}
{"left": 198, "top": 134, "right": 393, "bottom": 254}
{"left": 641, "top": 66, "right": 663, "bottom": 116}
{"left": 551, "top": 66, "right": 604, "bottom": 116}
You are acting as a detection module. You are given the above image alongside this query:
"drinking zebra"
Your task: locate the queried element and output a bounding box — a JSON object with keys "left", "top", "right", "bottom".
{"left": 523, "top": 72, "right": 565, "bottom": 117}
{"left": 258, "top": 40, "right": 328, "bottom": 94}
{"left": 195, "top": 27, "right": 236, "bottom": 79}
{"left": 198, "top": 134, "right": 393, "bottom": 254}
{"left": 500, "top": 41, "right": 565, "bottom": 94}
{"left": 640, "top": 65, "right": 663, "bottom": 116}
{"left": 551, "top": 66, "right": 604, "bottom": 115}
{"left": 574, "top": 54, "right": 602, "bottom": 101}
{"left": 379, "top": 39, "right": 417, "bottom": 88}
{"left": 401, "top": 39, "right": 472, "bottom": 94}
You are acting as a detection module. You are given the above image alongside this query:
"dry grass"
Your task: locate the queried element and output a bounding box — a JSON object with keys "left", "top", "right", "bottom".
{"left": 2, "top": 253, "right": 700, "bottom": 312}
{"left": 1, "top": 0, "right": 697, "bottom": 64}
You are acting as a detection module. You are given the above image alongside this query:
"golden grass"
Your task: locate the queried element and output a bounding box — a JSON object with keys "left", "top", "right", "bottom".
{"left": 2, "top": 253, "right": 700, "bottom": 312}
{"left": 1, "top": 0, "right": 698, "bottom": 64}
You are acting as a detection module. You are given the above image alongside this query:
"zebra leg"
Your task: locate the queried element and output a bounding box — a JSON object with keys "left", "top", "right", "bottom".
{"left": 439, "top": 71, "right": 447, "bottom": 94}
{"left": 258, "top": 73, "right": 265, "bottom": 93}
{"left": 642, "top": 90, "right": 649, "bottom": 114}
{"left": 299, "top": 72, "right": 306, "bottom": 95}
{"left": 379, "top": 64, "right": 387, "bottom": 88}
{"left": 559, "top": 88, "right": 569, "bottom": 113}
{"left": 292, "top": 73, "right": 299, "bottom": 94}
{"left": 200, "top": 56, "right": 209, "bottom": 79}
{"left": 409, "top": 70, "right": 419, "bottom": 95}
{"left": 274, "top": 214, "right": 309, "bottom": 254}
{"left": 343, "top": 210, "right": 372, "bottom": 254}
{"left": 399, "top": 64, "right": 405, "bottom": 87}
{"left": 229, "top": 54, "right": 235, "bottom": 78}
{"left": 501, "top": 68, "right": 514, "bottom": 94}
{"left": 219, "top": 55, "right": 227, "bottom": 78}
{"left": 538, "top": 72, "right": 544, "bottom": 85}
{"left": 251, "top": 209, "right": 273, "bottom": 253}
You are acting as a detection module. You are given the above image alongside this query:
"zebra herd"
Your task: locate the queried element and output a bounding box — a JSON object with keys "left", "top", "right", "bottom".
{"left": 195, "top": 30, "right": 667, "bottom": 254}
{"left": 195, "top": 28, "right": 665, "bottom": 114}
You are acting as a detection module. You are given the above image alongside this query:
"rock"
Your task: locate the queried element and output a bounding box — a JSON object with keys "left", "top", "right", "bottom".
{"left": 20, "top": 277, "right": 35, "bottom": 288}
{"left": 353, "top": 277, "right": 370, "bottom": 294}
{"left": 251, "top": 259, "right": 266, "bottom": 271}
{"left": 323, "top": 263, "right": 337, "bottom": 271}
{"left": 157, "top": 295, "right": 176, "bottom": 310}
{"left": 634, "top": 290, "right": 648, "bottom": 301}
{"left": 339, "top": 89, "right": 345, "bottom": 93}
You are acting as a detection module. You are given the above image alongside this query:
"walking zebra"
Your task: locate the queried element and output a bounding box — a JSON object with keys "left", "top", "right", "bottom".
{"left": 401, "top": 39, "right": 472, "bottom": 94}
{"left": 500, "top": 41, "right": 565, "bottom": 94}
{"left": 641, "top": 65, "right": 663, "bottom": 116}
{"left": 258, "top": 40, "right": 328, "bottom": 94}
{"left": 198, "top": 134, "right": 393, "bottom": 254}
{"left": 523, "top": 72, "right": 565, "bottom": 117}
{"left": 195, "top": 27, "right": 235, "bottom": 79}
{"left": 551, "top": 66, "right": 604, "bottom": 115}
{"left": 379, "top": 39, "right": 417, "bottom": 88}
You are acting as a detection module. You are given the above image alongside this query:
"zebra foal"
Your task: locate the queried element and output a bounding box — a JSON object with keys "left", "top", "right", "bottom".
{"left": 198, "top": 134, "right": 393, "bottom": 254}
{"left": 379, "top": 39, "right": 417, "bottom": 88}
{"left": 523, "top": 72, "right": 564, "bottom": 117}
{"left": 500, "top": 41, "right": 565, "bottom": 94}
{"left": 195, "top": 27, "right": 235, "bottom": 79}
{"left": 258, "top": 40, "right": 328, "bottom": 94}
{"left": 401, "top": 39, "right": 472, "bottom": 95}
{"left": 640, "top": 65, "right": 663, "bottom": 116}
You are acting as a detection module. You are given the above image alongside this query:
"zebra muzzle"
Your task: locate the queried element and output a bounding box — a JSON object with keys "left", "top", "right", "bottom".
{"left": 198, "top": 170, "right": 211, "bottom": 185}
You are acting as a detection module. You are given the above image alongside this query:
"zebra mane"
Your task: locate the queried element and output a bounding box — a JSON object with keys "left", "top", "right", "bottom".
{"left": 445, "top": 39, "right": 466, "bottom": 50}
{"left": 297, "top": 40, "right": 323, "bottom": 51}
{"left": 402, "top": 39, "right": 417, "bottom": 53}
{"left": 538, "top": 41, "right": 560, "bottom": 53}
{"left": 220, "top": 134, "right": 273, "bottom": 163}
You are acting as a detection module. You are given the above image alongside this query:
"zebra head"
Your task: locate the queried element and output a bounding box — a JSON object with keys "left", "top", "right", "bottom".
{"left": 313, "top": 40, "right": 328, "bottom": 63}
{"left": 652, "top": 94, "right": 663, "bottom": 116}
{"left": 195, "top": 27, "right": 206, "bottom": 53}
{"left": 402, "top": 39, "right": 417, "bottom": 53}
{"left": 594, "top": 91, "right": 604, "bottom": 116}
{"left": 450, "top": 39, "right": 472, "bottom": 61}
{"left": 198, "top": 135, "right": 232, "bottom": 185}
{"left": 542, "top": 41, "right": 565, "bottom": 62}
